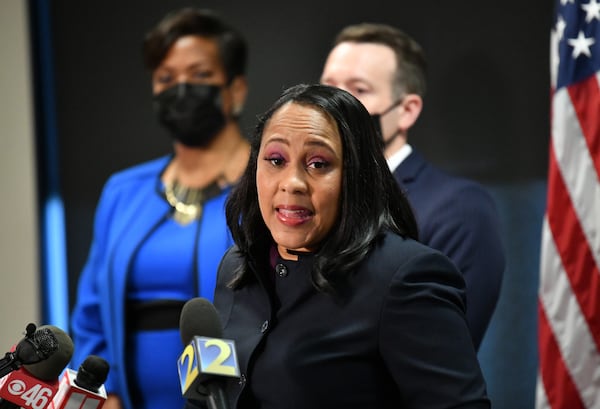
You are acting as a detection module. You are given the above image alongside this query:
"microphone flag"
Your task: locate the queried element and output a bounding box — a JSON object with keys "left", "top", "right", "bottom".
{"left": 0, "top": 367, "right": 59, "bottom": 409}
{"left": 177, "top": 336, "right": 240, "bottom": 398}
{"left": 48, "top": 368, "right": 107, "bottom": 409}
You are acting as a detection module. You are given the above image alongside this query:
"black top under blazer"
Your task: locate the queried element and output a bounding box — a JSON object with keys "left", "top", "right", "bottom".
{"left": 211, "top": 231, "right": 491, "bottom": 409}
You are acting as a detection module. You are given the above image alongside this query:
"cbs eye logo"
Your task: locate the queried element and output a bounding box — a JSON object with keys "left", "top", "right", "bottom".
{"left": 8, "top": 380, "right": 26, "bottom": 395}
{"left": 4, "top": 380, "right": 54, "bottom": 409}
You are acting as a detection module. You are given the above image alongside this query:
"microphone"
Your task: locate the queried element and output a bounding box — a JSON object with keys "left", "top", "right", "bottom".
{"left": 0, "top": 324, "right": 59, "bottom": 378}
{"left": 178, "top": 297, "right": 240, "bottom": 409}
{"left": 0, "top": 325, "right": 74, "bottom": 409}
{"left": 47, "top": 355, "right": 109, "bottom": 409}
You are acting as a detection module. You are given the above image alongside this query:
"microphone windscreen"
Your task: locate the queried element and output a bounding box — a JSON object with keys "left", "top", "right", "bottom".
{"left": 23, "top": 325, "right": 74, "bottom": 381}
{"left": 75, "top": 355, "right": 110, "bottom": 392}
{"left": 179, "top": 297, "right": 222, "bottom": 345}
{"left": 33, "top": 326, "right": 60, "bottom": 357}
{"left": 15, "top": 326, "right": 59, "bottom": 364}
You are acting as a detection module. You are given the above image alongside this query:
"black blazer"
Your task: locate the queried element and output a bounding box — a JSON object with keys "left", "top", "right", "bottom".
{"left": 394, "top": 150, "right": 506, "bottom": 349}
{"left": 211, "top": 231, "right": 490, "bottom": 409}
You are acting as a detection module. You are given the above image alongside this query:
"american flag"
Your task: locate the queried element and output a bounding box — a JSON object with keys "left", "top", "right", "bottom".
{"left": 536, "top": 0, "right": 600, "bottom": 408}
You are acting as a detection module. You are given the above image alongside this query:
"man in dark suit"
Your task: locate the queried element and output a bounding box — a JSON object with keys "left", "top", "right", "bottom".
{"left": 320, "top": 23, "right": 505, "bottom": 350}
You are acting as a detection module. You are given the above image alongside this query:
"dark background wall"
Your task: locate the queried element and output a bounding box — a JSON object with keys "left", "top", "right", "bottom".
{"left": 49, "top": 0, "right": 552, "bottom": 295}
{"left": 45, "top": 1, "right": 552, "bottom": 408}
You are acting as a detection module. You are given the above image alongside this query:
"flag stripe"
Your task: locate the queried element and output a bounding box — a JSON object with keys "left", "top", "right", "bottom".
{"left": 570, "top": 74, "right": 600, "bottom": 178}
{"left": 539, "top": 217, "right": 600, "bottom": 408}
{"left": 546, "top": 140, "right": 600, "bottom": 349}
{"left": 538, "top": 299, "right": 586, "bottom": 409}
{"left": 552, "top": 86, "right": 600, "bottom": 270}
{"left": 536, "top": 376, "right": 551, "bottom": 409}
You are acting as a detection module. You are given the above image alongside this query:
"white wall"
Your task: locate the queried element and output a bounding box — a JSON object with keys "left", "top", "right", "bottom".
{"left": 0, "top": 0, "right": 41, "bottom": 349}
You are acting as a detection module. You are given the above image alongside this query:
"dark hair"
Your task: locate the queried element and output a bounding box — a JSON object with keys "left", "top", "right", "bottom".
{"left": 142, "top": 8, "right": 247, "bottom": 82}
{"left": 334, "top": 23, "right": 427, "bottom": 99}
{"left": 225, "top": 84, "right": 418, "bottom": 293}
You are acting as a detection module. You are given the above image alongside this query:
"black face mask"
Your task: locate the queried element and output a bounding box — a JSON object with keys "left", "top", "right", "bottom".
{"left": 153, "top": 83, "right": 226, "bottom": 147}
{"left": 370, "top": 99, "right": 403, "bottom": 148}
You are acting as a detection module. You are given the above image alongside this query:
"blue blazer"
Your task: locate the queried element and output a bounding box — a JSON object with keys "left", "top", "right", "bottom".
{"left": 70, "top": 156, "right": 233, "bottom": 409}
{"left": 393, "top": 149, "right": 505, "bottom": 349}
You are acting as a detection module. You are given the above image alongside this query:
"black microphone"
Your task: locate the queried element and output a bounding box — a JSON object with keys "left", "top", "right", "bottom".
{"left": 74, "top": 355, "right": 109, "bottom": 394}
{"left": 0, "top": 323, "right": 59, "bottom": 378}
{"left": 0, "top": 325, "right": 74, "bottom": 409}
{"left": 178, "top": 297, "right": 240, "bottom": 409}
{"left": 48, "top": 355, "right": 110, "bottom": 409}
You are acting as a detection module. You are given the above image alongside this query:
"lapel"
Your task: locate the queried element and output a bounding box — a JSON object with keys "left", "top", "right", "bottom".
{"left": 103, "top": 173, "right": 171, "bottom": 370}
{"left": 394, "top": 149, "right": 427, "bottom": 192}
{"left": 196, "top": 188, "right": 234, "bottom": 299}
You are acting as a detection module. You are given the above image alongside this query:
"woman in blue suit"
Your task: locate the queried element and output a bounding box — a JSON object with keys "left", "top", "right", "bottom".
{"left": 70, "top": 8, "right": 250, "bottom": 409}
{"left": 205, "top": 84, "right": 490, "bottom": 408}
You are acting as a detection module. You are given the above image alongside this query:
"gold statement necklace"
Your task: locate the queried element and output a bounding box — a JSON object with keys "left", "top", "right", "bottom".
{"left": 164, "top": 178, "right": 224, "bottom": 225}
